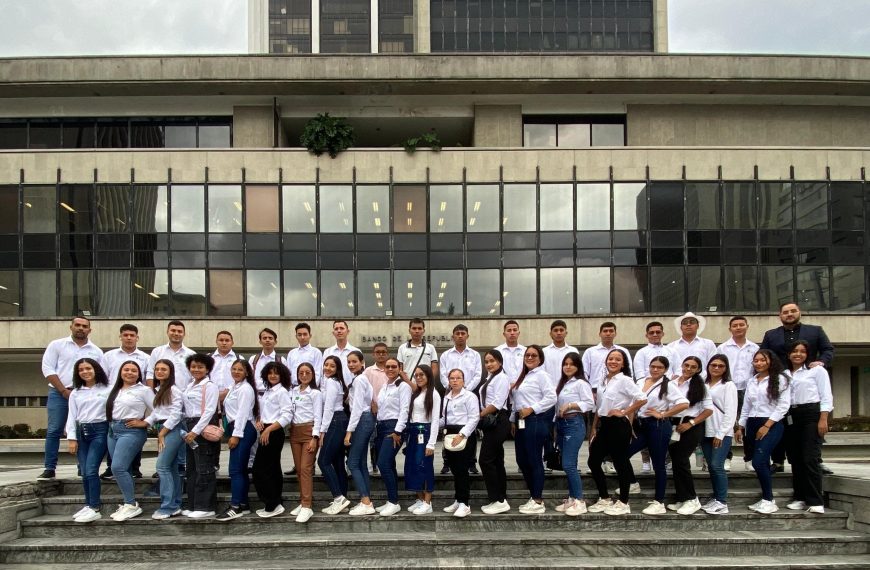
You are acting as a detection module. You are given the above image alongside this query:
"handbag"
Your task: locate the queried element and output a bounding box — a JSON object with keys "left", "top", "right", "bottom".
{"left": 478, "top": 413, "right": 498, "bottom": 431}
{"left": 545, "top": 444, "right": 563, "bottom": 471}
{"left": 199, "top": 383, "right": 224, "bottom": 442}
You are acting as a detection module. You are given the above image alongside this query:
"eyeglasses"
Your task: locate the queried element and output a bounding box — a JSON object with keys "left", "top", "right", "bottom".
{"left": 648, "top": 364, "right": 666, "bottom": 370}
{"left": 384, "top": 365, "right": 399, "bottom": 369}
{"left": 524, "top": 354, "right": 540, "bottom": 359}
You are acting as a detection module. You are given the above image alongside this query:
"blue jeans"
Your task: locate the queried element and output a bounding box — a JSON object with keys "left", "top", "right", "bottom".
{"left": 228, "top": 421, "right": 257, "bottom": 507}
{"left": 108, "top": 421, "right": 148, "bottom": 505}
{"left": 45, "top": 387, "right": 68, "bottom": 470}
{"left": 702, "top": 435, "right": 732, "bottom": 503}
{"left": 348, "top": 412, "right": 376, "bottom": 500}
{"left": 745, "top": 417, "right": 784, "bottom": 501}
{"left": 376, "top": 419, "right": 403, "bottom": 503}
{"left": 404, "top": 423, "right": 435, "bottom": 493}
{"left": 557, "top": 415, "right": 586, "bottom": 500}
{"left": 514, "top": 408, "right": 555, "bottom": 500}
{"left": 156, "top": 425, "right": 184, "bottom": 513}
{"left": 318, "top": 411, "right": 349, "bottom": 499}
{"left": 76, "top": 421, "right": 108, "bottom": 509}
{"left": 627, "top": 417, "right": 672, "bottom": 502}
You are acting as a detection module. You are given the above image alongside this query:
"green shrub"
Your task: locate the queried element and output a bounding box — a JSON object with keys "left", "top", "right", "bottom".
{"left": 299, "top": 113, "right": 355, "bottom": 158}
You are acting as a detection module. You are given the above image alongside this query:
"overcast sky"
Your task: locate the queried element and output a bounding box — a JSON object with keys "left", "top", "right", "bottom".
{"left": 0, "top": 0, "right": 867, "bottom": 57}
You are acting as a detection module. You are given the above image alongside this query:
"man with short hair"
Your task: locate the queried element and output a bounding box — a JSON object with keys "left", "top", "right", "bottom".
{"left": 717, "top": 316, "right": 760, "bottom": 471}
{"left": 249, "top": 327, "right": 288, "bottom": 393}
{"left": 397, "top": 317, "right": 439, "bottom": 382}
{"left": 632, "top": 321, "right": 676, "bottom": 380}
{"left": 146, "top": 320, "right": 195, "bottom": 391}
{"left": 38, "top": 317, "right": 105, "bottom": 481}
{"left": 439, "top": 324, "right": 482, "bottom": 391}
{"left": 323, "top": 320, "right": 360, "bottom": 383}
{"left": 667, "top": 312, "right": 717, "bottom": 368}
{"left": 211, "top": 330, "right": 239, "bottom": 399}
{"left": 495, "top": 320, "right": 525, "bottom": 381}
{"left": 364, "top": 342, "right": 390, "bottom": 473}
{"left": 287, "top": 322, "right": 324, "bottom": 386}
{"left": 581, "top": 322, "right": 631, "bottom": 391}
{"left": 542, "top": 320, "right": 579, "bottom": 389}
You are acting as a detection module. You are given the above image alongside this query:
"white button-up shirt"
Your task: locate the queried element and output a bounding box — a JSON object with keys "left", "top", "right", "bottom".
{"left": 42, "top": 336, "right": 106, "bottom": 389}
{"left": 635, "top": 378, "right": 688, "bottom": 418}
{"left": 223, "top": 380, "right": 256, "bottom": 437}
{"left": 632, "top": 344, "right": 677, "bottom": 381}
{"left": 716, "top": 338, "right": 760, "bottom": 391}
{"left": 738, "top": 373, "right": 792, "bottom": 427}
{"left": 65, "top": 384, "right": 112, "bottom": 438}
{"left": 211, "top": 350, "right": 240, "bottom": 392}
{"left": 439, "top": 346, "right": 482, "bottom": 390}
{"left": 543, "top": 344, "right": 580, "bottom": 389}
{"left": 258, "top": 384, "right": 293, "bottom": 427}
{"left": 582, "top": 344, "right": 632, "bottom": 390}
{"left": 674, "top": 378, "right": 714, "bottom": 418}
{"left": 556, "top": 377, "right": 595, "bottom": 417}
{"left": 109, "top": 383, "right": 154, "bottom": 420}
{"left": 376, "top": 380, "right": 413, "bottom": 434}
{"left": 409, "top": 390, "right": 441, "bottom": 450}
{"left": 478, "top": 371, "right": 510, "bottom": 411}
{"left": 144, "top": 386, "right": 184, "bottom": 431}
{"left": 509, "top": 366, "right": 557, "bottom": 421}
{"left": 249, "top": 351, "right": 288, "bottom": 392}
{"left": 320, "top": 376, "right": 347, "bottom": 432}
{"left": 287, "top": 344, "right": 324, "bottom": 385}
{"left": 705, "top": 380, "right": 739, "bottom": 440}
{"left": 440, "top": 388, "right": 480, "bottom": 438}
{"left": 495, "top": 343, "right": 526, "bottom": 383}
{"left": 347, "top": 375, "right": 373, "bottom": 432}
{"left": 596, "top": 373, "right": 645, "bottom": 417}
{"left": 103, "top": 347, "right": 150, "bottom": 383}
{"left": 397, "top": 341, "right": 439, "bottom": 378}
{"left": 147, "top": 344, "right": 196, "bottom": 391}
{"left": 183, "top": 378, "right": 220, "bottom": 435}
{"left": 667, "top": 336, "right": 717, "bottom": 368}
{"left": 789, "top": 366, "right": 833, "bottom": 411}
{"left": 323, "top": 343, "right": 361, "bottom": 383}
{"left": 289, "top": 385, "right": 323, "bottom": 433}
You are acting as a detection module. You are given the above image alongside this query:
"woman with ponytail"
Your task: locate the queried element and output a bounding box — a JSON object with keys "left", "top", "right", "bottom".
{"left": 404, "top": 364, "right": 441, "bottom": 515}
{"left": 477, "top": 350, "right": 512, "bottom": 515}
{"left": 372, "top": 357, "right": 413, "bottom": 516}
{"left": 554, "top": 353, "right": 595, "bottom": 516}
{"left": 319, "top": 355, "right": 352, "bottom": 515}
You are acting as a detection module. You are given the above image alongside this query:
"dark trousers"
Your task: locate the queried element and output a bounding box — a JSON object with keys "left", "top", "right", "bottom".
{"left": 785, "top": 403, "right": 824, "bottom": 507}
{"left": 745, "top": 417, "right": 785, "bottom": 501}
{"left": 479, "top": 411, "right": 510, "bottom": 503}
{"left": 727, "top": 389, "right": 746, "bottom": 461}
{"left": 445, "top": 426, "right": 477, "bottom": 505}
{"left": 514, "top": 409, "right": 555, "bottom": 500}
{"left": 669, "top": 418, "right": 705, "bottom": 502}
{"left": 184, "top": 418, "right": 219, "bottom": 512}
{"left": 252, "top": 428, "right": 285, "bottom": 511}
{"left": 627, "top": 417, "right": 672, "bottom": 502}
{"left": 588, "top": 416, "right": 633, "bottom": 503}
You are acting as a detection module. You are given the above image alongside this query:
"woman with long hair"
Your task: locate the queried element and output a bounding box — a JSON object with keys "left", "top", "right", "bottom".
{"left": 181, "top": 353, "right": 221, "bottom": 518}
{"left": 510, "top": 344, "right": 557, "bottom": 515}
{"left": 784, "top": 340, "right": 832, "bottom": 514}
{"left": 404, "top": 364, "right": 441, "bottom": 515}
{"left": 441, "top": 368, "right": 480, "bottom": 518}
{"left": 288, "top": 362, "right": 323, "bottom": 523}
{"left": 319, "top": 355, "right": 352, "bottom": 515}
{"left": 253, "top": 361, "right": 293, "bottom": 518}
{"left": 736, "top": 349, "right": 792, "bottom": 514}
{"left": 216, "top": 358, "right": 259, "bottom": 521}
{"left": 105, "top": 360, "right": 153, "bottom": 522}
{"left": 701, "top": 354, "right": 738, "bottom": 515}
{"left": 587, "top": 349, "right": 646, "bottom": 516}
{"left": 477, "top": 350, "right": 511, "bottom": 515}
{"left": 554, "top": 353, "right": 595, "bottom": 516}
{"left": 65, "top": 358, "right": 112, "bottom": 523}
{"left": 373, "top": 357, "right": 413, "bottom": 516}
{"left": 343, "top": 352, "right": 378, "bottom": 515}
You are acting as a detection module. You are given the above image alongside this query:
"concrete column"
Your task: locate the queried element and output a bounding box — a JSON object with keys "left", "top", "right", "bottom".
{"left": 653, "top": 0, "right": 668, "bottom": 53}
{"left": 247, "top": 0, "right": 269, "bottom": 53}
{"left": 371, "top": 0, "right": 379, "bottom": 53}
{"left": 233, "top": 106, "right": 277, "bottom": 148}
{"left": 312, "top": 0, "right": 321, "bottom": 53}
{"left": 473, "top": 105, "right": 522, "bottom": 147}
{"left": 414, "top": 0, "right": 430, "bottom": 53}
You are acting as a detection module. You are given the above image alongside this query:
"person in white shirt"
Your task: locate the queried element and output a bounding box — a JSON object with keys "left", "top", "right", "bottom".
{"left": 495, "top": 320, "right": 525, "bottom": 382}
{"left": 510, "top": 345, "right": 557, "bottom": 515}
{"left": 146, "top": 320, "right": 195, "bottom": 391}
{"left": 319, "top": 355, "right": 352, "bottom": 515}
{"left": 105, "top": 360, "right": 154, "bottom": 522}
{"left": 543, "top": 320, "right": 579, "bottom": 390}
{"left": 438, "top": 324, "right": 482, "bottom": 474}
{"left": 372, "top": 358, "right": 413, "bottom": 517}
{"left": 181, "top": 353, "right": 221, "bottom": 518}
{"left": 287, "top": 322, "right": 324, "bottom": 386}
{"left": 364, "top": 343, "right": 390, "bottom": 474}
{"left": 287, "top": 361, "right": 323, "bottom": 524}
{"left": 40, "top": 316, "right": 105, "bottom": 481}
{"left": 632, "top": 321, "right": 676, "bottom": 380}
{"left": 249, "top": 327, "right": 288, "bottom": 393}
{"left": 582, "top": 322, "right": 632, "bottom": 392}
{"left": 343, "top": 352, "right": 378, "bottom": 516}
{"left": 783, "top": 340, "right": 833, "bottom": 514}
{"left": 716, "top": 316, "right": 760, "bottom": 469}
{"left": 252, "top": 361, "right": 293, "bottom": 518}
{"left": 440, "top": 368, "right": 480, "bottom": 519}
{"left": 397, "top": 318, "right": 439, "bottom": 381}
{"left": 65, "top": 357, "right": 112, "bottom": 523}
{"left": 404, "top": 364, "right": 441, "bottom": 516}
{"left": 700, "top": 354, "right": 739, "bottom": 515}
{"left": 477, "top": 350, "right": 512, "bottom": 515}
{"left": 323, "top": 320, "right": 361, "bottom": 382}
{"left": 211, "top": 330, "right": 240, "bottom": 400}
{"left": 667, "top": 312, "right": 717, "bottom": 368}
{"left": 735, "top": 349, "right": 792, "bottom": 515}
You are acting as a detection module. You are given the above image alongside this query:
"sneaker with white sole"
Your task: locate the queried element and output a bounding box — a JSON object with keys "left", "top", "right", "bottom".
{"left": 187, "top": 510, "right": 215, "bottom": 518}
{"left": 724, "top": 459, "right": 731, "bottom": 471}
{"left": 379, "top": 502, "right": 401, "bottom": 517}
{"left": 113, "top": 503, "right": 143, "bottom": 522}
{"left": 256, "top": 505, "right": 284, "bottom": 518}
{"left": 642, "top": 501, "right": 666, "bottom": 515}
{"left": 72, "top": 506, "right": 91, "bottom": 519}
{"left": 322, "top": 496, "right": 351, "bottom": 515}
{"left": 701, "top": 498, "right": 717, "bottom": 510}
{"left": 290, "top": 505, "right": 303, "bottom": 516}
{"left": 443, "top": 500, "right": 460, "bottom": 513}
{"left": 453, "top": 503, "right": 471, "bottom": 518}
{"left": 151, "top": 510, "right": 172, "bottom": 520}
{"left": 74, "top": 508, "right": 101, "bottom": 523}
{"left": 180, "top": 509, "right": 192, "bottom": 516}
{"left": 555, "top": 499, "right": 571, "bottom": 513}
{"left": 413, "top": 502, "right": 433, "bottom": 515}
{"left": 667, "top": 501, "right": 683, "bottom": 512}
{"left": 676, "top": 498, "right": 702, "bottom": 515}
{"left": 806, "top": 505, "right": 825, "bottom": 514}
{"left": 565, "top": 500, "right": 587, "bottom": 516}
{"left": 485, "top": 500, "right": 511, "bottom": 514}
{"left": 523, "top": 501, "right": 545, "bottom": 515}
{"left": 755, "top": 499, "right": 778, "bottom": 514}
{"left": 587, "top": 498, "right": 613, "bottom": 513}
{"left": 603, "top": 500, "right": 630, "bottom": 515}
{"left": 296, "top": 507, "right": 314, "bottom": 523}
{"left": 747, "top": 499, "right": 764, "bottom": 512}
{"left": 603, "top": 462, "right": 615, "bottom": 474}
{"left": 628, "top": 482, "right": 641, "bottom": 494}
{"left": 408, "top": 499, "right": 424, "bottom": 513}
{"left": 216, "top": 507, "right": 244, "bottom": 521}
{"left": 786, "top": 500, "right": 808, "bottom": 510}
{"left": 641, "top": 462, "right": 651, "bottom": 472}
{"left": 349, "top": 502, "right": 376, "bottom": 516}
{"left": 744, "top": 461, "right": 753, "bottom": 471}
{"left": 705, "top": 501, "right": 729, "bottom": 515}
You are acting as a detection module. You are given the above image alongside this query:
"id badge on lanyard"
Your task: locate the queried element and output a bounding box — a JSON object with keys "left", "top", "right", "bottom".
{"left": 518, "top": 418, "right": 526, "bottom": 430}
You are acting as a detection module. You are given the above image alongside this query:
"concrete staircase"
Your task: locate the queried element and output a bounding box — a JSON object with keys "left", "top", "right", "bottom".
{"left": 2, "top": 471, "right": 870, "bottom": 568}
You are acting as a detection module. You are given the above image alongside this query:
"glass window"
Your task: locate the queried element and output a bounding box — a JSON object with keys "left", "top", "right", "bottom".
{"left": 430, "top": 184, "right": 463, "bottom": 233}
{"left": 59, "top": 269, "right": 93, "bottom": 315}
{"left": 94, "top": 185, "right": 130, "bottom": 233}
{"left": 503, "top": 184, "right": 536, "bottom": 231}
{"left": 29, "top": 123, "right": 61, "bottom": 149}
{"left": 0, "top": 186, "right": 17, "bottom": 232}
{"left": 170, "top": 185, "right": 204, "bottom": 232}
{"left": 207, "top": 270, "right": 244, "bottom": 316}
{"left": 61, "top": 122, "right": 95, "bottom": 148}
{"left": 722, "top": 182, "right": 756, "bottom": 229}
{"left": 245, "top": 185, "right": 280, "bottom": 232}
{"left": 394, "top": 185, "right": 426, "bottom": 233}
{"left": 23, "top": 186, "right": 56, "bottom": 233}
{"left": 394, "top": 270, "right": 426, "bottom": 316}
{"left": 164, "top": 125, "right": 197, "bottom": 148}
{"left": 650, "top": 266, "right": 685, "bottom": 312}
{"left": 503, "top": 268, "right": 536, "bottom": 315}
{"left": 23, "top": 270, "right": 55, "bottom": 316}
{"left": 540, "top": 267, "right": 573, "bottom": 314}
{"left": 832, "top": 266, "right": 865, "bottom": 311}
{"left": 830, "top": 182, "right": 864, "bottom": 230}
{"left": 319, "top": 185, "right": 353, "bottom": 233}
{"left": 321, "top": 270, "right": 355, "bottom": 316}
{"left": 540, "top": 184, "right": 573, "bottom": 230}
{"left": 613, "top": 266, "right": 647, "bottom": 312}
{"left": 284, "top": 270, "right": 318, "bottom": 316}
{"left": 793, "top": 182, "right": 828, "bottom": 230}
{"left": 356, "top": 185, "right": 389, "bottom": 233}
{"left": 687, "top": 266, "right": 721, "bottom": 312}
{"left": 757, "top": 182, "right": 792, "bottom": 230}
{"left": 648, "top": 182, "right": 683, "bottom": 230}
{"left": 796, "top": 266, "right": 830, "bottom": 311}
{"left": 558, "top": 124, "right": 590, "bottom": 147}
{"left": 577, "top": 183, "right": 610, "bottom": 230}
{"left": 723, "top": 266, "right": 758, "bottom": 311}
{"left": 591, "top": 123, "right": 625, "bottom": 146}
{"left": 430, "top": 269, "right": 462, "bottom": 315}
{"left": 613, "top": 183, "right": 646, "bottom": 230}
{"left": 523, "top": 124, "right": 556, "bottom": 147}
{"left": 58, "top": 185, "right": 93, "bottom": 233}
{"left": 0, "top": 123, "right": 27, "bottom": 148}
{"left": 132, "top": 269, "right": 168, "bottom": 315}
{"left": 0, "top": 271, "right": 20, "bottom": 316}
{"left": 466, "top": 184, "right": 499, "bottom": 232}
{"left": 685, "top": 183, "right": 720, "bottom": 229}
{"left": 132, "top": 184, "right": 168, "bottom": 232}
{"left": 170, "top": 269, "right": 206, "bottom": 315}
{"left": 577, "top": 267, "right": 610, "bottom": 314}
{"left": 358, "top": 270, "right": 391, "bottom": 316}
{"left": 198, "top": 125, "right": 231, "bottom": 148}
{"left": 208, "top": 185, "right": 242, "bottom": 233}
{"left": 283, "top": 185, "right": 317, "bottom": 232}
{"left": 758, "top": 265, "right": 793, "bottom": 311}
{"left": 466, "top": 269, "right": 500, "bottom": 315}
{"left": 246, "top": 269, "right": 281, "bottom": 316}
{"left": 93, "top": 270, "right": 130, "bottom": 315}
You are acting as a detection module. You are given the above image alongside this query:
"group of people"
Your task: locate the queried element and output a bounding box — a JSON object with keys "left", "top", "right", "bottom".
{"left": 40, "top": 303, "right": 834, "bottom": 523}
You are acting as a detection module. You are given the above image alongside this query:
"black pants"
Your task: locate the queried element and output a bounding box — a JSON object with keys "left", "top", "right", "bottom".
{"left": 669, "top": 417, "right": 704, "bottom": 502}
{"left": 727, "top": 390, "right": 746, "bottom": 461}
{"left": 785, "top": 403, "right": 824, "bottom": 507}
{"left": 184, "top": 418, "right": 219, "bottom": 512}
{"left": 588, "top": 416, "right": 633, "bottom": 503}
{"left": 445, "top": 426, "right": 477, "bottom": 505}
{"left": 253, "top": 428, "right": 285, "bottom": 510}
{"left": 479, "top": 411, "right": 511, "bottom": 503}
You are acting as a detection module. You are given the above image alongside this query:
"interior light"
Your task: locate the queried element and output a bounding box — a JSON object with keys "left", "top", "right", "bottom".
{"left": 339, "top": 282, "right": 347, "bottom": 289}
{"left": 406, "top": 202, "right": 413, "bottom": 212}
{"left": 59, "top": 202, "right": 76, "bottom": 213}
{"left": 372, "top": 202, "right": 379, "bottom": 212}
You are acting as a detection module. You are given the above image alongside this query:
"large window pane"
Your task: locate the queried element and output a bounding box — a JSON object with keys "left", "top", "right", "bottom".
{"left": 358, "top": 270, "right": 391, "bottom": 316}
{"left": 832, "top": 266, "right": 865, "bottom": 311}
{"left": 132, "top": 269, "right": 168, "bottom": 314}
{"left": 430, "top": 184, "right": 463, "bottom": 233}
{"left": 577, "top": 183, "right": 610, "bottom": 230}
{"left": 830, "top": 182, "right": 864, "bottom": 230}
{"left": 23, "top": 186, "right": 56, "bottom": 233}
{"left": 466, "top": 184, "right": 499, "bottom": 232}
{"left": 321, "top": 270, "right": 355, "bottom": 316}
{"left": 523, "top": 123, "right": 556, "bottom": 147}
{"left": 58, "top": 185, "right": 93, "bottom": 233}
{"left": 171, "top": 185, "right": 204, "bottom": 232}
{"left": 208, "top": 185, "right": 242, "bottom": 233}
{"left": 95, "top": 270, "right": 130, "bottom": 315}
{"left": 59, "top": 269, "right": 92, "bottom": 315}
{"left": 723, "top": 266, "right": 758, "bottom": 311}
{"left": 208, "top": 270, "right": 243, "bottom": 316}
{"left": 0, "top": 186, "right": 18, "bottom": 232}
{"left": 132, "top": 184, "right": 167, "bottom": 232}
{"left": 0, "top": 271, "right": 19, "bottom": 316}
{"left": 796, "top": 266, "right": 830, "bottom": 311}
{"left": 393, "top": 270, "right": 425, "bottom": 316}
{"left": 246, "top": 269, "right": 281, "bottom": 316}
{"left": 794, "top": 182, "right": 828, "bottom": 229}
{"left": 649, "top": 182, "right": 683, "bottom": 230}
{"left": 23, "top": 270, "right": 55, "bottom": 316}
{"left": 591, "top": 123, "right": 625, "bottom": 146}
{"left": 198, "top": 125, "right": 231, "bottom": 148}
{"left": 94, "top": 185, "right": 130, "bottom": 233}
{"left": 164, "top": 125, "right": 196, "bottom": 148}
{"left": 245, "top": 185, "right": 279, "bottom": 232}
{"left": 687, "top": 266, "right": 721, "bottom": 312}
{"left": 504, "top": 268, "right": 536, "bottom": 315}
{"left": 758, "top": 182, "right": 792, "bottom": 230}
{"left": 558, "top": 123, "right": 590, "bottom": 147}
{"left": 613, "top": 183, "right": 646, "bottom": 230}
{"left": 319, "top": 185, "right": 353, "bottom": 233}
{"left": 356, "top": 185, "right": 389, "bottom": 233}
{"left": 430, "top": 269, "right": 462, "bottom": 315}
{"left": 503, "top": 184, "right": 536, "bottom": 231}
{"left": 540, "top": 184, "right": 573, "bottom": 230}
{"left": 394, "top": 185, "right": 426, "bottom": 233}
{"left": 650, "top": 266, "right": 684, "bottom": 312}
{"left": 466, "top": 269, "right": 500, "bottom": 315}
{"left": 171, "top": 269, "right": 206, "bottom": 315}
{"left": 722, "top": 182, "right": 756, "bottom": 229}
{"left": 577, "top": 267, "right": 610, "bottom": 314}
{"left": 685, "top": 182, "right": 720, "bottom": 229}
{"left": 282, "top": 185, "right": 317, "bottom": 232}
{"left": 758, "top": 265, "right": 793, "bottom": 311}
{"left": 613, "top": 266, "right": 647, "bottom": 312}
{"left": 284, "top": 269, "right": 318, "bottom": 316}
{"left": 540, "top": 267, "right": 573, "bottom": 314}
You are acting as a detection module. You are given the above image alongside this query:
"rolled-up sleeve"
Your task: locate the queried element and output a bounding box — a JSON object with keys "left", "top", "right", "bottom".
{"left": 191, "top": 383, "right": 219, "bottom": 435}
{"left": 459, "top": 393, "right": 480, "bottom": 438}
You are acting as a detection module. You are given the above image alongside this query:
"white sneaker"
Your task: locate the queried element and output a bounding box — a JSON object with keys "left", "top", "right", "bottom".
{"left": 745, "top": 461, "right": 753, "bottom": 471}
{"left": 676, "top": 498, "right": 702, "bottom": 515}
{"left": 642, "top": 501, "right": 666, "bottom": 515}
{"left": 523, "top": 501, "right": 545, "bottom": 515}
{"left": 408, "top": 499, "right": 424, "bottom": 513}
{"left": 667, "top": 501, "right": 683, "bottom": 512}
{"left": 555, "top": 499, "right": 571, "bottom": 513}
{"left": 349, "top": 502, "right": 376, "bottom": 516}
{"left": 641, "top": 462, "right": 651, "bottom": 473}
{"left": 379, "top": 502, "right": 401, "bottom": 517}
{"left": 296, "top": 507, "right": 314, "bottom": 523}
{"left": 701, "top": 498, "right": 717, "bottom": 510}
{"left": 565, "top": 500, "right": 587, "bottom": 516}
{"left": 256, "top": 505, "right": 285, "bottom": 518}
{"left": 486, "top": 500, "right": 511, "bottom": 514}
{"left": 629, "top": 482, "right": 641, "bottom": 495}
{"left": 724, "top": 459, "right": 731, "bottom": 471}
{"left": 113, "top": 503, "right": 143, "bottom": 521}
{"left": 806, "top": 505, "right": 825, "bottom": 514}
{"left": 787, "top": 500, "right": 808, "bottom": 510}
{"left": 187, "top": 510, "right": 215, "bottom": 519}
{"left": 603, "top": 462, "right": 615, "bottom": 474}
{"left": 747, "top": 499, "right": 764, "bottom": 512}
{"left": 587, "top": 498, "right": 613, "bottom": 513}
{"left": 704, "top": 501, "right": 729, "bottom": 515}
{"left": 180, "top": 509, "right": 192, "bottom": 516}
{"left": 75, "top": 508, "right": 101, "bottom": 523}
{"left": 151, "top": 511, "right": 171, "bottom": 520}
{"left": 603, "top": 500, "right": 630, "bottom": 515}
{"left": 443, "top": 500, "right": 460, "bottom": 513}
{"left": 110, "top": 504, "right": 126, "bottom": 520}
{"left": 755, "top": 499, "right": 778, "bottom": 514}
{"left": 290, "top": 504, "right": 302, "bottom": 516}
{"left": 413, "top": 502, "right": 433, "bottom": 515}
{"left": 375, "top": 503, "right": 387, "bottom": 513}
{"left": 72, "top": 506, "right": 90, "bottom": 519}
{"left": 322, "top": 496, "right": 351, "bottom": 515}
{"left": 517, "top": 498, "right": 536, "bottom": 511}
{"left": 453, "top": 503, "right": 471, "bottom": 518}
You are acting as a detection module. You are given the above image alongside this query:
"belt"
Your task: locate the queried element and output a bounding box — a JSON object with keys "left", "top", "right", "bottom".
{"left": 791, "top": 402, "right": 821, "bottom": 410}
{"left": 561, "top": 412, "right": 583, "bottom": 418}
{"left": 292, "top": 421, "right": 314, "bottom": 427}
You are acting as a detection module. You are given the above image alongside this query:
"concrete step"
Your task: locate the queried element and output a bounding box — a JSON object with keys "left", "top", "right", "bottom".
{"left": 2, "top": 530, "right": 868, "bottom": 564}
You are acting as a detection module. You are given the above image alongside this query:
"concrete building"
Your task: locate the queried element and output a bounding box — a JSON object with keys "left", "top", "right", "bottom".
{"left": 0, "top": 2, "right": 869, "bottom": 429}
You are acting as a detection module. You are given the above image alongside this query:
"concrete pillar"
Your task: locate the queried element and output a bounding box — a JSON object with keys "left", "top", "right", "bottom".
{"left": 473, "top": 105, "right": 522, "bottom": 147}
{"left": 247, "top": 0, "right": 270, "bottom": 53}
{"left": 653, "top": 0, "right": 668, "bottom": 53}
{"left": 415, "top": 0, "right": 430, "bottom": 53}
{"left": 312, "top": 0, "right": 321, "bottom": 53}
{"left": 371, "top": 0, "right": 379, "bottom": 53}
{"left": 232, "top": 106, "right": 277, "bottom": 148}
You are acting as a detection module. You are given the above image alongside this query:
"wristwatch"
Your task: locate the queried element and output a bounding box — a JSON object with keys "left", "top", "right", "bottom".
{"left": 689, "top": 419, "right": 696, "bottom": 426}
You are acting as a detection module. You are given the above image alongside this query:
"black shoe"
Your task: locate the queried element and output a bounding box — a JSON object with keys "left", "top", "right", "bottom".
{"left": 36, "top": 469, "right": 55, "bottom": 481}
{"left": 284, "top": 467, "right": 297, "bottom": 476}
{"left": 100, "top": 470, "right": 114, "bottom": 481}
{"left": 238, "top": 504, "right": 251, "bottom": 515}
{"left": 151, "top": 472, "right": 159, "bottom": 478}
{"left": 770, "top": 463, "right": 784, "bottom": 474}
{"left": 440, "top": 465, "right": 450, "bottom": 475}
{"left": 469, "top": 466, "right": 480, "bottom": 475}
{"left": 133, "top": 470, "right": 143, "bottom": 479}
{"left": 371, "top": 465, "right": 379, "bottom": 474}
{"left": 216, "top": 506, "right": 244, "bottom": 521}
{"left": 820, "top": 463, "right": 834, "bottom": 475}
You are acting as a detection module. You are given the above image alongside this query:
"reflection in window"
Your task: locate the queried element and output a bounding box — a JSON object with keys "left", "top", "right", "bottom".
{"left": 198, "top": 125, "right": 231, "bottom": 148}
{"left": 170, "top": 269, "right": 206, "bottom": 315}
{"left": 170, "top": 185, "right": 204, "bottom": 232}
{"left": 94, "top": 185, "right": 130, "bottom": 233}
{"left": 208, "top": 185, "right": 242, "bottom": 232}
{"left": 23, "top": 270, "right": 55, "bottom": 316}
{"left": 247, "top": 269, "right": 281, "bottom": 316}
{"left": 504, "top": 268, "right": 536, "bottom": 315}
{"left": 613, "top": 266, "right": 647, "bottom": 312}
{"left": 559, "top": 124, "right": 591, "bottom": 147}
{"left": 132, "top": 269, "right": 167, "bottom": 314}
{"left": 832, "top": 266, "right": 865, "bottom": 310}
{"left": 23, "top": 186, "right": 56, "bottom": 233}
{"left": 283, "top": 185, "right": 317, "bottom": 232}
{"left": 58, "top": 185, "right": 93, "bottom": 233}
{"left": 540, "top": 184, "right": 573, "bottom": 230}
{"left": 687, "top": 266, "right": 721, "bottom": 312}
{"left": 577, "top": 183, "right": 610, "bottom": 230}
{"left": 284, "top": 270, "right": 318, "bottom": 316}
{"left": 321, "top": 270, "right": 354, "bottom": 316}
{"left": 591, "top": 123, "right": 626, "bottom": 146}
{"left": 794, "top": 182, "right": 828, "bottom": 229}
{"left": 394, "top": 185, "right": 426, "bottom": 233}
{"left": 319, "top": 185, "right": 353, "bottom": 233}
{"left": 0, "top": 270, "right": 17, "bottom": 316}
{"left": 430, "top": 269, "right": 462, "bottom": 315}
{"left": 358, "top": 270, "right": 391, "bottom": 316}
{"left": 613, "top": 183, "right": 646, "bottom": 230}
{"left": 95, "top": 270, "right": 130, "bottom": 315}
{"left": 523, "top": 124, "right": 556, "bottom": 147}
{"left": 0, "top": 186, "right": 17, "bottom": 232}
{"left": 466, "top": 185, "right": 499, "bottom": 232}
{"left": 758, "top": 265, "right": 793, "bottom": 311}
{"left": 540, "top": 267, "right": 573, "bottom": 314}
{"left": 393, "top": 270, "right": 425, "bottom": 316}
{"left": 59, "top": 270, "right": 93, "bottom": 315}
{"left": 685, "top": 183, "right": 719, "bottom": 229}
{"left": 650, "top": 266, "right": 684, "bottom": 312}
{"left": 356, "top": 185, "right": 389, "bottom": 233}
{"left": 577, "top": 267, "right": 610, "bottom": 314}
{"left": 722, "top": 182, "right": 755, "bottom": 229}
{"left": 830, "top": 182, "right": 864, "bottom": 230}
{"left": 723, "top": 266, "right": 757, "bottom": 311}
{"left": 757, "top": 182, "right": 792, "bottom": 230}
{"left": 208, "top": 270, "right": 243, "bottom": 316}
{"left": 430, "top": 184, "right": 463, "bottom": 233}
{"left": 466, "top": 269, "right": 500, "bottom": 315}
{"left": 132, "top": 184, "right": 167, "bottom": 232}
{"left": 245, "top": 185, "right": 280, "bottom": 232}
{"left": 164, "top": 125, "right": 197, "bottom": 148}
{"left": 503, "top": 184, "right": 536, "bottom": 231}
{"left": 649, "top": 182, "right": 683, "bottom": 230}
{"left": 796, "top": 266, "right": 830, "bottom": 311}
